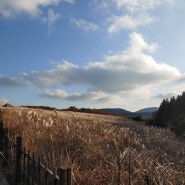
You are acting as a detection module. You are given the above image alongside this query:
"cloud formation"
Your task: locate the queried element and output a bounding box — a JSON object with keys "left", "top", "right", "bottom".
{"left": 108, "top": 13, "right": 153, "bottom": 33}
{"left": 113, "top": 0, "right": 174, "bottom": 12}
{"left": 41, "top": 89, "right": 120, "bottom": 102}
{"left": 0, "top": 31, "right": 183, "bottom": 107}
{"left": 20, "top": 32, "right": 181, "bottom": 103}
{"left": 96, "top": 0, "right": 174, "bottom": 33}
{"left": 0, "top": 0, "right": 74, "bottom": 18}
{"left": 0, "top": 0, "right": 60, "bottom": 18}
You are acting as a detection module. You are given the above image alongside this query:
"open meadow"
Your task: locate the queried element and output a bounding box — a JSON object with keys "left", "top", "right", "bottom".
{"left": 1, "top": 106, "right": 185, "bottom": 185}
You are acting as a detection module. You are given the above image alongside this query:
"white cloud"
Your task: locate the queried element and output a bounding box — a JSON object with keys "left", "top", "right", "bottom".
{"left": 71, "top": 18, "right": 99, "bottom": 31}
{"left": 21, "top": 32, "right": 181, "bottom": 95}
{"left": 47, "top": 9, "right": 60, "bottom": 34}
{"left": 0, "top": 0, "right": 75, "bottom": 18}
{"left": 108, "top": 13, "right": 153, "bottom": 33}
{"left": 62, "top": 0, "right": 74, "bottom": 4}
{"left": 41, "top": 89, "right": 120, "bottom": 102}
{"left": 1, "top": 31, "right": 183, "bottom": 108}
{"left": 95, "top": 0, "right": 174, "bottom": 32}
{"left": 126, "top": 32, "right": 158, "bottom": 54}
{"left": 0, "top": 0, "right": 60, "bottom": 18}
{"left": 113, "top": 0, "right": 174, "bottom": 12}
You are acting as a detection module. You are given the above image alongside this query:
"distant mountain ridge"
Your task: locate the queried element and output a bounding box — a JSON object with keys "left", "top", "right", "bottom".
{"left": 101, "top": 107, "right": 158, "bottom": 118}
{"left": 135, "top": 107, "right": 158, "bottom": 113}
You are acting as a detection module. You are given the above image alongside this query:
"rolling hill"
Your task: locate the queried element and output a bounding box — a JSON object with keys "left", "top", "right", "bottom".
{"left": 101, "top": 107, "right": 158, "bottom": 118}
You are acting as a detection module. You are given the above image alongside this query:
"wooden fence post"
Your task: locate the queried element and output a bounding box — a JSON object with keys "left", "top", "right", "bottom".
{"left": 67, "top": 168, "right": 72, "bottom": 185}
{"left": 3, "top": 128, "right": 9, "bottom": 166}
{"left": 15, "top": 136, "right": 22, "bottom": 184}
{"left": 22, "top": 148, "right": 26, "bottom": 184}
{"left": 37, "top": 157, "right": 41, "bottom": 185}
{"left": 58, "top": 167, "right": 72, "bottom": 185}
{"left": 0, "top": 121, "right": 3, "bottom": 150}
{"left": 27, "top": 150, "right": 30, "bottom": 185}
{"left": 58, "top": 167, "right": 68, "bottom": 185}
{"left": 44, "top": 168, "right": 49, "bottom": 185}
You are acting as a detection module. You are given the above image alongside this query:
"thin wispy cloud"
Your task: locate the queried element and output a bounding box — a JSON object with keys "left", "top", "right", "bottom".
{"left": 71, "top": 18, "right": 99, "bottom": 31}
{"left": 95, "top": 0, "right": 175, "bottom": 33}
{"left": 108, "top": 13, "right": 153, "bottom": 33}
{"left": 62, "top": 0, "right": 75, "bottom": 4}
{"left": 113, "top": 0, "right": 174, "bottom": 12}
{"left": 47, "top": 9, "right": 60, "bottom": 35}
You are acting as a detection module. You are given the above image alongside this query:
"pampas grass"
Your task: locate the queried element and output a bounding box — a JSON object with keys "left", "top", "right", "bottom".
{"left": 1, "top": 106, "right": 185, "bottom": 185}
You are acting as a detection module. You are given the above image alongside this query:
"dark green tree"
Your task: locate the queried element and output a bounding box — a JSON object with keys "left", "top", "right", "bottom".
{"left": 149, "top": 92, "right": 185, "bottom": 137}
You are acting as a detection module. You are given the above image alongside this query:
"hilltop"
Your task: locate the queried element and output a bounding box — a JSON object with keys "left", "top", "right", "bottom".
{"left": 101, "top": 107, "right": 158, "bottom": 118}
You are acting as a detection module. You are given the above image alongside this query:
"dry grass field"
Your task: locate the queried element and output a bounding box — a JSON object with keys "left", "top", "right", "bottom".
{"left": 1, "top": 106, "right": 185, "bottom": 185}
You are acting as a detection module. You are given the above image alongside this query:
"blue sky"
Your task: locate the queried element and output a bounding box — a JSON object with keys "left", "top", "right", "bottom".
{"left": 1, "top": 0, "right": 185, "bottom": 111}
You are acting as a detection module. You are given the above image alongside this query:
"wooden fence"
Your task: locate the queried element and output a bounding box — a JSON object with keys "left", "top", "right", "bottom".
{"left": 0, "top": 121, "right": 72, "bottom": 185}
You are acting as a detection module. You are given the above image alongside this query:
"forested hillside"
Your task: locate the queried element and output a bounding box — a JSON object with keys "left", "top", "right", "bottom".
{"left": 149, "top": 92, "right": 185, "bottom": 137}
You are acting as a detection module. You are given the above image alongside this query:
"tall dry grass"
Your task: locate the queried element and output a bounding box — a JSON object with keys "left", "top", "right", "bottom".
{"left": 1, "top": 106, "right": 185, "bottom": 185}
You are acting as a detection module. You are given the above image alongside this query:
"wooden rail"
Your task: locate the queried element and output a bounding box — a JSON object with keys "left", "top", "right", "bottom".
{"left": 0, "top": 121, "right": 72, "bottom": 185}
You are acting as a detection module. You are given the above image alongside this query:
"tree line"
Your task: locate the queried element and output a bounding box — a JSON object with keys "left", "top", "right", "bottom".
{"left": 149, "top": 92, "right": 185, "bottom": 137}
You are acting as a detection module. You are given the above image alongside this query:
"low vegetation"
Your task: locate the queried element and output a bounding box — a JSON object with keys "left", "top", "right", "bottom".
{"left": 1, "top": 106, "right": 185, "bottom": 184}
{"left": 22, "top": 105, "right": 120, "bottom": 116}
